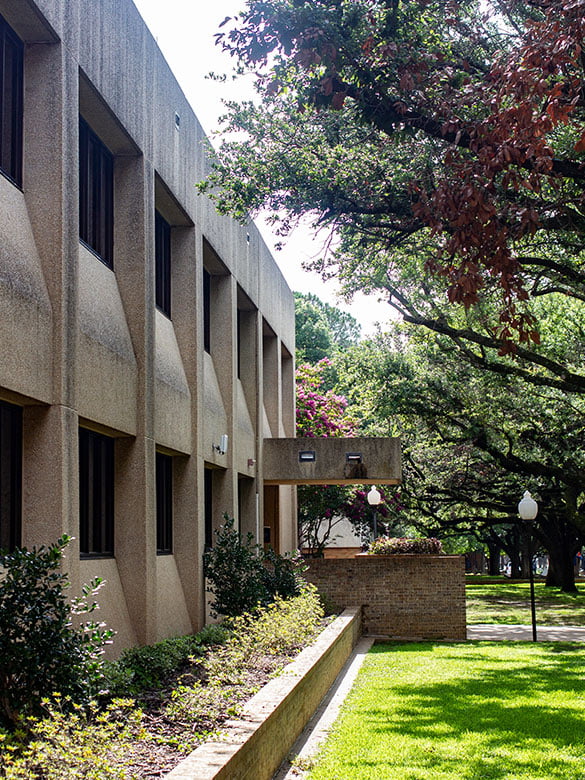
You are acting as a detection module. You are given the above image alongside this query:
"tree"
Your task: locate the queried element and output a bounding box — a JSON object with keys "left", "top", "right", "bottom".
{"left": 337, "top": 326, "right": 585, "bottom": 591}
{"left": 201, "top": 3, "right": 585, "bottom": 577}
{"left": 200, "top": 0, "right": 585, "bottom": 356}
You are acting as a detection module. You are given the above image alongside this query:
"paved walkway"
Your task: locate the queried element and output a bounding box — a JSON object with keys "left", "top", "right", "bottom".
{"left": 467, "top": 623, "right": 585, "bottom": 641}
{"left": 272, "top": 625, "right": 585, "bottom": 778}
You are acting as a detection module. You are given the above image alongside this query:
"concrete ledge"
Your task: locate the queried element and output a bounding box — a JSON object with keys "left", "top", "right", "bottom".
{"left": 165, "top": 607, "right": 362, "bottom": 780}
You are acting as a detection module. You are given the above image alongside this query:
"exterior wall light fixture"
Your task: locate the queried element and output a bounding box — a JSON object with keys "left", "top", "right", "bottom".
{"left": 213, "top": 434, "right": 229, "bottom": 455}
{"left": 299, "top": 450, "right": 316, "bottom": 463}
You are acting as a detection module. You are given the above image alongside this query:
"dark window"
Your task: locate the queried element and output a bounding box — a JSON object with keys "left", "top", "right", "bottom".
{"left": 203, "top": 269, "right": 211, "bottom": 353}
{"left": 79, "top": 428, "right": 114, "bottom": 557}
{"left": 156, "top": 452, "right": 172, "bottom": 554}
{"left": 236, "top": 310, "right": 242, "bottom": 379}
{"left": 155, "top": 211, "right": 171, "bottom": 317}
{"left": 0, "top": 15, "right": 23, "bottom": 186}
{"left": 79, "top": 117, "right": 114, "bottom": 267}
{"left": 0, "top": 401, "right": 21, "bottom": 551}
{"left": 204, "top": 467, "right": 213, "bottom": 548}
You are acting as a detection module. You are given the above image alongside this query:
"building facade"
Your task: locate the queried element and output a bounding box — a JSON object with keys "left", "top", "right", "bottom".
{"left": 0, "top": 0, "right": 296, "bottom": 651}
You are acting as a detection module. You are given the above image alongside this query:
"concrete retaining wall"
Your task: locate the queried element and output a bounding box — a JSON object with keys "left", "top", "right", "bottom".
{"left": 165, "top": 607, "right": 362, "bottom": 780}
{"left": 305, "top": 555, "right": 466, "bottom": 640}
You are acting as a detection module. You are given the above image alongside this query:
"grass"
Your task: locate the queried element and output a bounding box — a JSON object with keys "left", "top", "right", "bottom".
{"left": 306, "top": 642, "right": 585, "bottom": 780}
{"left": 466, "top": 582, "right": 585, "bottom": 625}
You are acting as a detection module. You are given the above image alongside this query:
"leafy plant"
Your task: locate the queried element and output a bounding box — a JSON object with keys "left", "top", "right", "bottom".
{"left": 0, "top": 698, "right": 141, "bottom": 779}
{"left": 103, "top": 625, "right": 231, "bottom": 697}
{"left": 203, "top": 517, "right": 306, "bottom": 617}
{"left": 368, "top": 537, "right": 443, "bottom": 555}
{"left": 0, "top": 535, "right": 113, "bottom": 727}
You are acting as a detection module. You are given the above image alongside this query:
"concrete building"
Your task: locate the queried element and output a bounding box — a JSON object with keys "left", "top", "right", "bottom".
{"left": 0, "top": 0, "right": 296, "bottom": 651}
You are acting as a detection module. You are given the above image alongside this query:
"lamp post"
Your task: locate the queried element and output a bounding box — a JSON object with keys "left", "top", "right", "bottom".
{"left": 367, "top": 486, "right": 382, "bottom": 541}
{"left": 518, "top": 490, "right": 539, "bottom": 642}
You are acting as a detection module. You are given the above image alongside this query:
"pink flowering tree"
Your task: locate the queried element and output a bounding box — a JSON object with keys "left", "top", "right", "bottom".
{"left": 296, "top": 359, "right": 357, "bottom": 438}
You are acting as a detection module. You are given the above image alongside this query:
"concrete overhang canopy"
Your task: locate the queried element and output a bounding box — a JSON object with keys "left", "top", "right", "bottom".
{"left": 263, "top": 437, "right": 401, "bottom": 485}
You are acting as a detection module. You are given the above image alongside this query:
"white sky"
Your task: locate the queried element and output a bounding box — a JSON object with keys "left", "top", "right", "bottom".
{"left": 132, "top": 0, "right": 394, "bottom": 336}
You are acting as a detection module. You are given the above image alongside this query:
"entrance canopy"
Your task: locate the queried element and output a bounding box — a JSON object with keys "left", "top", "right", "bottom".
{"left": 263, "top": 437, "right": 401, "bottom": 485}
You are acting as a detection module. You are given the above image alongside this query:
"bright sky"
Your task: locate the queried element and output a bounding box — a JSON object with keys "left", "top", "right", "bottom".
{"left": 132, "top": 0, "right": 395, "bottom": 336}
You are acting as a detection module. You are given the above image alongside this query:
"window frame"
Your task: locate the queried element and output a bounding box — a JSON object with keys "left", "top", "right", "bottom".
{"left": 203, "top": 268, "right": 211, "bottom": 354}
{"left": 0, "top": 14, "right": 23, "bottom": 187}
{"left": 155, "top": 210, "right": 171, "bottom": 317}
{"left": 204, "top": 467, "right": 213, "bottom": 549}
{"left": 79, "top": 117, "right": 114, "bottom": 268}
{"left": 0, "top": 400, "right": 22, "bottom": 552}
{"left": 79, "top": 427, "right": 114, "bottom": 558}
{"left": 156, "top": 451, "right": 173, "bottom": 555}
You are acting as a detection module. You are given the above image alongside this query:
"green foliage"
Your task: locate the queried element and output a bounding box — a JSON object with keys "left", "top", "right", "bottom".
{"left": 0, "top": 590, "right": 326, "bottom": 776}
{"left": 103, "top": 634, "right": 210, "bottom": 697}
{"left": 0, "top": 536, "right": 113, "bottom": 728}
{"left": 203, "top": 517, "right": 306, "bottom": 617}
{"left": 294, "top": 292, "right": 361, "bottom": 364}
{"left": 368, "top": 536, "right": 443, "bottom": 555}
{"left": 0, "top": 698, "right": 141, "bottom": 779}
{"left": 206, "top": 586, "right": 325, "bottom": 687}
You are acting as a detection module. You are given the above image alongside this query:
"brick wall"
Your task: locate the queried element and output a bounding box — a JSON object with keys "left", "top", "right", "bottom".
{"left": 305, "top": 555, "right": 466, "bottom": 640}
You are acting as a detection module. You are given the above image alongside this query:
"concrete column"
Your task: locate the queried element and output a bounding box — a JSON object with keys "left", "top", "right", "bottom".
{"left": 20, "top": 41, "right": 81, "bottom": 576}
{"left": 171, "top": 225, "right": 203, "bottom": 629}
{"left": 112, "top": 155, "right": 157, "bottom": 645}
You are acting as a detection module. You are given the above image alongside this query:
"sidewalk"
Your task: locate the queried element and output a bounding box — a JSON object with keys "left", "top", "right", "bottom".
{"left": 467, "top": 623, "right": 585, "bottom": 641}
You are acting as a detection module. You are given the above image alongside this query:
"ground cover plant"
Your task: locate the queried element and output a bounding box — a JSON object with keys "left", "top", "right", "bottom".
{"left": 306, "top": 642, "right": 585, "bottom": 780}
{"left": 0, "top": 586, "right": 325, "bottom": 779}
{"left": 466, "top": 582, "right": 585, "bottom": 626}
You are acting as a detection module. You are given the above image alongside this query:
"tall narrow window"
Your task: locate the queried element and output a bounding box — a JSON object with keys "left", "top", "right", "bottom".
{"left": 79, "top": 428, "right": 114, "bottom": 557}
{"left": 0, "top": 14, "right": 23, "bottom": 186}
{"left": 0, "top": 401, "right": 21, "bottom": 551}
{"left": 204, "top": 467, "right": 213, "bottom": 548}
{"left": 203, "top": 268, "right": 211, "bottom": 353}
{"left": 156, "top": 452, "right": 172, "bottom": 554}
{"left": 79, "top": 117, "right": 114, "bottom": 268}
{"left": 155, "top": 211, "right": 171, "bottom": 317}
{"left": 236, "top": 309, "right": 242, "bottom": 379}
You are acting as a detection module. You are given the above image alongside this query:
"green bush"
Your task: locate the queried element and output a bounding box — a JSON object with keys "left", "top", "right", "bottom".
{"left": 102, "top": 624, "right": 232, "bottom": 697}
{"left": 0, "top": 536, "right": 113, "bottom": 727}
{"left": 203, "top": 517, "right": 306, "bottom": 617}
{"left": 0, "top": 698, "right": 141, "bottom": 779}
{"left": 368, "top": 536, "right": 444, "bottom": 555}
{"left": 205, "top": 585, "right": 325, "bottom": 687}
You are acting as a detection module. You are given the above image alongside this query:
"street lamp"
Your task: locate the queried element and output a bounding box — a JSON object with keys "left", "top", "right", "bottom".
{"left": 367, "top": 486, "right": 382, "bottom": 541}
{"left": 518, "top": 490, "right": 539, "bottom": 642}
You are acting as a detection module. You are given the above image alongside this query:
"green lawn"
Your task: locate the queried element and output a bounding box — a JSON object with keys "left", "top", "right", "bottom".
{"left": 306, "top": 642, "right": 585, "bottom": 780}
{"left": 466, "top": 582, "right": 585, "bottom": 625}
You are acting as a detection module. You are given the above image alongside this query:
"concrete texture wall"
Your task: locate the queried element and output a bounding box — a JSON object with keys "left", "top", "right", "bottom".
{"left": 264, "top": 437, "right": 402, "bottom": 485}
{"left": 0, "top": 0, "right": 296, "bottom": 653}
{"left": 304, "top": 556, "right": 467, "bottom": 640}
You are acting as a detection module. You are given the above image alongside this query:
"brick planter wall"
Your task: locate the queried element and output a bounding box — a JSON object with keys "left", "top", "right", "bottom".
{"left": 305, "top": 555, "right": 466, "bottom": 640}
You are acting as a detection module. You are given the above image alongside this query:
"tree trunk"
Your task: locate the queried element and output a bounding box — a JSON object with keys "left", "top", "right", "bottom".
{"left": 546, "top": 547, "right": 578, "bottom": 592}
{"left": 487, "top": 540, "right": 500, "bottom": 576}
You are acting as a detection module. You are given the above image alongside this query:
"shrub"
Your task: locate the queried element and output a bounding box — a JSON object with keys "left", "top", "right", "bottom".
{"left": 203, "top": 517, "right": 306, "bottom": 617}
{"left": 367, "top": 537, "right": 444, "bottom": 555}
{"left": 262, "top": 546, "right": 307, "bottom": 601}
{"left": 0, "top": 536, "right": 113, "bottom": 727}
{"left": 102, "top": 625, "right": 231, "bottom": 697}
{"left": 205, "top": 585, "right": 324, "bottom": 687}
{"left": 0, "top": 698, "right": 141, "bottom": 779}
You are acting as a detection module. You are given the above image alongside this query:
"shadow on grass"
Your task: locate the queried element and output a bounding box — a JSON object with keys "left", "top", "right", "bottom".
{"left": 318, "top": 642, "right": 585, "bottom": 780}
